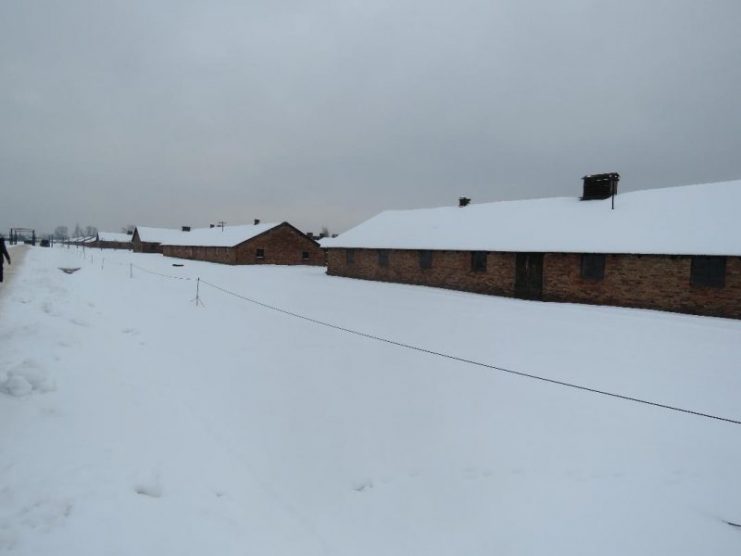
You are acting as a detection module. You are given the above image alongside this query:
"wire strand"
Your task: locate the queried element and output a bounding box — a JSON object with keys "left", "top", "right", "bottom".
{"left": 132, "top": 264, "right": 192, "bottom": 280}
{"left": 198, "top": 278, "right": 741, "bottom": 427}
{"left": 89, "top": 252, "right": 741, "bottom": 427}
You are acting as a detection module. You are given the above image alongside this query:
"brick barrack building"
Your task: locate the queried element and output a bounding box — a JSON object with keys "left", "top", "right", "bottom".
{"left": 323, "top": 177, "right": 741, "bottom": 319}
{"left": 133, "top": 222, "right": 324, "bottom": 266}
{"left": 94, "top": 232, "right": 132, "bottom": 250}
{"left": 131, "top": 226, "right": 184, "bottom": 253}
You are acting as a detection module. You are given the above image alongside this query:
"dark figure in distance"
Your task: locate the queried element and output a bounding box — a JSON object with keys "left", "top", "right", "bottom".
{"left": 0, "top": 237, "right": 11, "bottom": 283}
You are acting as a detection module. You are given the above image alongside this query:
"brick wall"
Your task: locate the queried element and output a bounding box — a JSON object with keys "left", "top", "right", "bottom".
{"left": 97, "top": 241, "right": 131, "bottom": 250}
{"left": 162, "top": 245, "right": 236, "bottom": 264}
{"left": 327, "top": 248, "right": 515, "bottom": 296}
{"left": 327, "top": 248, "right": 741, "bottom": 319}
{"left": 161, "top": 224, "right": 324, "bottom": 266}
{"left": 235, "top": 224, "right": 324, "bottom": 265}
{"left": 132, "top": 238, "right": 162, "bottom": 253}
{"left": 544, "top": 253, "right": 741, "bottom": 319}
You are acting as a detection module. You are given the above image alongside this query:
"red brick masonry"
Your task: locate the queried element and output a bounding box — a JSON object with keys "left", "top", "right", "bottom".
{"left": 327, "top": 249, "right": 741, "bottom": 319}
{"left": 162, "top": 223, "right": 324, "bottom": 266}
{"left": 94, "top": 241, "right": 131, "bottom": 250}
{"left": 131, "top": 230, "right": 163, "bottom": 254}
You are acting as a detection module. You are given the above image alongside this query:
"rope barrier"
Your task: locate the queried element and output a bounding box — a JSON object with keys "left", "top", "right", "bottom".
{"left": 131, "top": 263, "right": 193, "bottom": 281}
{"left": 85, "top": 252, "right": 741, "bottom": 427}
{"left": 197, "top": 278, "right": 741, "bottom": 427}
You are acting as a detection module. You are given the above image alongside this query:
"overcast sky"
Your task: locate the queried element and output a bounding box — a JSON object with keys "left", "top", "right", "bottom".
{"left": 1, "top": 0, "right": 740, "bottom": 235}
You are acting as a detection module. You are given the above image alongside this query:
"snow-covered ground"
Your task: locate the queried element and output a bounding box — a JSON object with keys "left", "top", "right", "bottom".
{"left": 1, "top": 246, "right": 740, "bottom": 555}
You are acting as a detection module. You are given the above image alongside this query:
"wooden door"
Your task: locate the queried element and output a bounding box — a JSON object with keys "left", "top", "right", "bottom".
{"left": 515, "top": 253, "right": 544, "bottom": 300}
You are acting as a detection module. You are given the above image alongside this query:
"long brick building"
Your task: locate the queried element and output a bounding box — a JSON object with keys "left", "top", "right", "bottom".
{"left": 323, "top": 177, "right": 741, "bottom": 319}
{"left": 131, "top": 226, "right": 186, "bottom": 253}
{"left": 94, "top": 231, "right": 132, "bottom": 250}
{"left": 160, "top": 222, "right": 324, "bottom": 265}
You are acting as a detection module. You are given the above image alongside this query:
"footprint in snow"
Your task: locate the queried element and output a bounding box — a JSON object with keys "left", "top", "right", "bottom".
{"left": 0, "top": 495, "right": 73, "bottom": 550}
{"left": 17, "top": 497, "right": 73, "bottom": 530}
{"left": 352, "top": 479, "right": 373, "bottom": 492}
{"left": 133, "top": 471, "right": 163, "bottom": 499}
{"left": 134, "top": 485, "right": 162, "bottom": 498}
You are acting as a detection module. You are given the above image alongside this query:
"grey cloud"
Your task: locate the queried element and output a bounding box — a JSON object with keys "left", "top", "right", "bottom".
{"left": 1, "top": 0, "right": 740, "bottom": 234}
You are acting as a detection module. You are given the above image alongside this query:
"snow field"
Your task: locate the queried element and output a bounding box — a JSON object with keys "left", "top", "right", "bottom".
{"left": 0, "top": 245, "right": 740, "bottom": 555}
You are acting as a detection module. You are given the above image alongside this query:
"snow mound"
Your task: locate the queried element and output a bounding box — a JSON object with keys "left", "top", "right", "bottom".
{"left": 0, "top": 360, "right": 56, "bottom": 397}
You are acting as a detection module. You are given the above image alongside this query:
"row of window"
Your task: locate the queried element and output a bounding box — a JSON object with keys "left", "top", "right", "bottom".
{"left": 255, "top": 249, "right": 311, "bottom": 260}
{"left": 580, "top": 254, "right": 726, "bottom": 287}
{"left": 347, "top": 249, "right": 486, "bottom": 271}
{"left": 343, "top": 250, "right": 727, "bottom": 288}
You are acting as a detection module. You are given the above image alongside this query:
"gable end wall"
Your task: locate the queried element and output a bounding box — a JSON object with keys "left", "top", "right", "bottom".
{"left": 160, "top": 224, "right": 324, "bottom": 265}
{"left": 235, "top": 224, "right": 324, "bottom": 265}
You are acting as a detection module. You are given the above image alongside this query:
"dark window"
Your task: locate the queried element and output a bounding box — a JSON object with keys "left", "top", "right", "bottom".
{"left": 419, "top": 250, "right": 432, "bottom": 269}
{"left": 471, "top": 251, "right": 487, "bottom": 272}
{"left": 581, "top": 254, "right": 606, "bottom": 281}
{"left": 378, "top": 249, "right": 389, "bottom": 267}
{"left": 691, "top": 256, "right": 726, "bottom": 287}
{"left": 302, "top": 251, "right": 309, "bottom": 261}
{"left": 256, "top": 248, "right": 265, "bottom": 259}
{"left": 346, "top": 249, "right": 355, "bottom": 265}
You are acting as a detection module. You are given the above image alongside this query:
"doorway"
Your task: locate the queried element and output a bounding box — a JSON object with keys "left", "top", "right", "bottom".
{"left": 515, "top": 253, "right": 544, "bottom": 300}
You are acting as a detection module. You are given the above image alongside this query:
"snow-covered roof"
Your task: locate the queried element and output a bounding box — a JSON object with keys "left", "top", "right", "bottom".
{"left": 322, "top": 180, "right": 741, "bottom": 256}
{"left": 97, "top": 232, "right": 132, "bottom": 243}
{"left": 134, "top": 226, "right": 192, "bottom": 245}
{"left": 162, "top": 223, "right": 282, "bottom": 247}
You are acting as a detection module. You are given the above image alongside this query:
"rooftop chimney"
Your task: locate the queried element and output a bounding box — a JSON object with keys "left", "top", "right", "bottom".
{"left": 182, "top": 226, "right": 191, "bottom": 232}
{"left": 254, "top": 219, "right": 260, "bottom": 225}
{"left": 581, "top": 173, "right": 619, "bottom": 201}
{"left": 459, "top": 197, "right": 471, "bottom": 207}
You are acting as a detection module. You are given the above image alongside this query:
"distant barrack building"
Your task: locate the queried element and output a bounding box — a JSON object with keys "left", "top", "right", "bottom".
{"left": 94, "top": 231, "right": 132, "bottom": 250}
{"left": 133, "top": 222, "right": 324, "bottom": 266}
{"left": 131, "top": 226, "right": 186, "bottom": 253}
{"left": 322, "top": 177, "right": 741, "bottom": 319}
